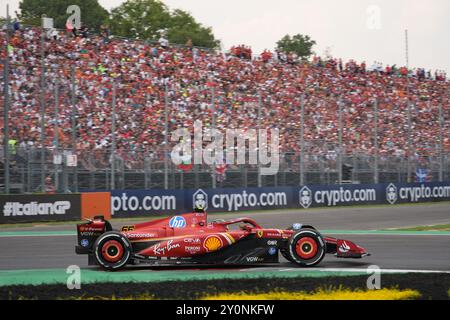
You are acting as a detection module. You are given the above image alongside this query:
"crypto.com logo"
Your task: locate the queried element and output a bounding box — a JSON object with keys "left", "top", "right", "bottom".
{"left": 171, "top": 120, "right": 280, "bottom": 175}
{"left": 299, "top": 186, "right": 313, "bottom": 209}
{"left": 193, "top": 189, "right": 208, "bottom": 210}
{"left": 386, "top": 183, "right": 398, "bottom": 204}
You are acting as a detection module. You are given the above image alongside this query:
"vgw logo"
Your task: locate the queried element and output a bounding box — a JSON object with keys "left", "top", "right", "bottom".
{"left": 193, "top": 189, "right": 208, "bottom": 210}
{"left": 299, "top": 186, "right": 313, "bottom": 209}
{"left": 386, "top": 183, "right": 398, "bottom": 204}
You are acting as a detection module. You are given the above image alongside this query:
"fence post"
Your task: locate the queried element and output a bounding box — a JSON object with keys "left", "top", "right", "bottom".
{"left": 3, "top": 5, "right": 11, "bottom": 194}
{"left": 406, "top": 100, "right": 413, "bottom": 182}
{"left": 211, "top": 86, "right": 216, "bottom": 189}
{"left": 300, "top": 95, "right": 305, "bottom": 185}
{"left": 119, "top": 157, "right": 125, "bottom": 189}
{"left": 194, "top": 163, "right": 199, "bottom": 189}
{"left": 374, "top": 99, "right": 379, "bottom": 183}
{"left": 54, "top": 76, "right": 59, "bottom": 192}
{"left": 71, "top": 65, "right": 78, "bottom": 192}
{"left": 242, "top": 164, "right": 248, "bottom": 188}
{"left": 180, "top": 170, "right": 184, "bottom": 190}
{"left": 164, "top": 83, "right": 169, "bottom": 190}
{"left": 439, "top": 104, "right": 444, "bottom": 182}
{"left": 27, "top": 149, "right": 32, "bottom": 193}
{"left": 144, "top": 156, "right": 151, "bottom": 189}
{"left": 111, "top": 79, "right": 116, "bottom": 190}
{"left": 257, "top": 93, "right": 262, "bottom": 188}
{"left": 40, "top": 19, "right": 46, "bottom": 192}
{"left": 338, "top": 98, "right": 343, "bottom": 184}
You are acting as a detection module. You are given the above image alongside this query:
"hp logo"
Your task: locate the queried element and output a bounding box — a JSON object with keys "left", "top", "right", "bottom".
{"left": 169, "top": 216, "right": 186, "bottom": 228}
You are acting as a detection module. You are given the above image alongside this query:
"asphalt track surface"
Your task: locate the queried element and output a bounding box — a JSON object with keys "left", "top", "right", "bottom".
{"left": 0, "top": 203, "right": 449, "bottom": 273}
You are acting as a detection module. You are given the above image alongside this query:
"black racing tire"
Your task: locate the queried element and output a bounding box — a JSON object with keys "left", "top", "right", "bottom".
{"left": 93, "top": 231, "right": 132, "bottom": 271}
{"left": 287, "top": 228, "right": 326, "bottom": 267}
{"left": 280, "top": 248, "right": 294, "bottom": 262}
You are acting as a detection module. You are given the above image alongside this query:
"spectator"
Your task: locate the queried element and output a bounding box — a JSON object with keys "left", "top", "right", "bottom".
{"left": 45, "top": 177, "right": 55, "bottom": 194}
{"left": 186, "top": 38, "right": 193, "bottom": 49}
{"left": 0, "top": 25, "right": 447, "bottom": 172}
{"left": 261, "top": 49, "right": 272, "bottom": 63}
{"left": 159, "top": 34, "right": 169, "bottom": 49}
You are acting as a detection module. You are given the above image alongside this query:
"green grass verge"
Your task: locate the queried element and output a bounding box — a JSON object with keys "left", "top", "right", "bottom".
{"left": 0, "top": 268, "right": 367, "bottom": 287}
{"left": 389, "top": 224, "right": 450, "bottom": 231}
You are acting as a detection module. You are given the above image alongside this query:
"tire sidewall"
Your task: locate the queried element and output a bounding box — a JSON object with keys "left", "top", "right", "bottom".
{"left": 94, "top": 232, "right": 131, "bottom": 270}
{"left": 288, "top": 229, "right": 326, "bottom": 266}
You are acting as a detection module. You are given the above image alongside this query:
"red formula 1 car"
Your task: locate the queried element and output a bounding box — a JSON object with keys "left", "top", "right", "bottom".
{"left": 75, "top": 209, "right": 370, "bottom": 270}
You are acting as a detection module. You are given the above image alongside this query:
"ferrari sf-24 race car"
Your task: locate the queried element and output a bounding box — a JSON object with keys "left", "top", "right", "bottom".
{"left": 75, "top": 209, "right": 370, "bottom": 270}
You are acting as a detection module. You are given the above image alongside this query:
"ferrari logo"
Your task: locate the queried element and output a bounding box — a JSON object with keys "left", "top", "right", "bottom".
{"left": 257, "top": 230, "right": 263, "bottom": 238}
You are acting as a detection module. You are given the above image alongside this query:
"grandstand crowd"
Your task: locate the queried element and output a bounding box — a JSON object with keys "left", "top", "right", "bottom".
{"left": 0, "top": 25, "right": 449, "bottom": 168}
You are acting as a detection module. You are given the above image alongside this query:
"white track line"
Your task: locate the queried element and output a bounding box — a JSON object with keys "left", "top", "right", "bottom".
{"left": 278, "top": 268, "right": 450, "bottom": 274}
{"left": 0, "top": 234, "right": 75, "bottom": 238}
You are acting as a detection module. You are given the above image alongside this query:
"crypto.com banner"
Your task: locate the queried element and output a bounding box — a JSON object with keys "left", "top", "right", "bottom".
{"left": 110, "top": 187, "right": 293, "bottom": 217}
{"left": 297, "top": 182, "right": 450, "bottom": 208}
{"left": 109, "top": 182, "right": 450, "bottom": 217}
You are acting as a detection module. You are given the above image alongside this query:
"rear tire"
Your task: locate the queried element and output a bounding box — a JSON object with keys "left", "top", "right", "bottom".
{"left": 93, "top": 231, "right": 131, "bottom": 271}
{"left": 287, "top": 229, "right": 326, "bottom": 267}
{"left": 280, "top": 248, "right": 294, "bottom": 262}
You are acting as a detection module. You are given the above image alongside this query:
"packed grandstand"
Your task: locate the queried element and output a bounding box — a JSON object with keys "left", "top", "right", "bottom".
{"left": 0, "top": 25, "right": 449, "bottom": 169}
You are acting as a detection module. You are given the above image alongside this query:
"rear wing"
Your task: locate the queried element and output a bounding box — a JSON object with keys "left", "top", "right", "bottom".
{"left": 75, "top": 215, "right": 112, "bottom": 254}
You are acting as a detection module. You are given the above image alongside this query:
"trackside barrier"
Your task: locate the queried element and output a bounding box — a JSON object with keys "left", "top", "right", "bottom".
{"left": 0, "top": 193, "right": 111, "bottom": 224}
{"left": 108, "top": 182, "right": 450, "bottom": 218}
{"left": 1, "top": 182, "right": 448, "bottom": 222}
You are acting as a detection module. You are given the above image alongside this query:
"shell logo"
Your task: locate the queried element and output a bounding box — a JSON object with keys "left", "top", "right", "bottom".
{"left": 203, "top": 235, "right": 223, "bottom": 252}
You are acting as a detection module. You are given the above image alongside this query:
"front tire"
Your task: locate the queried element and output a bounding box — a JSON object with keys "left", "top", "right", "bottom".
{"left": 93, "top": 231, "right": 131, "bottom": 271}
{"left": 287, "top": 229, "right": 326, "bottom": 267}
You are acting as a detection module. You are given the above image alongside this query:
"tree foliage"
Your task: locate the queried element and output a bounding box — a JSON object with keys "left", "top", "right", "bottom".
{"left": 109, "top": 0, "right": 219, "bottom": 48}
{"left": 109, "top": 0, "right": 170, "bottom": 40}
{"left": 16, "top": 0, "right": 220, "bottom": 48}
{"left": 167, "top": 9, "right": 219, "bottom": 48}
{"left": 276, "top": 34, "right": 316, "bottom": 59}
{"left": 19, "top": 0, "right": 109, "bottom": 30}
